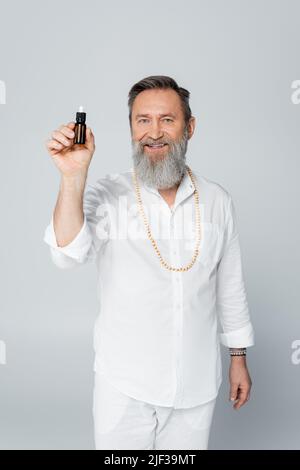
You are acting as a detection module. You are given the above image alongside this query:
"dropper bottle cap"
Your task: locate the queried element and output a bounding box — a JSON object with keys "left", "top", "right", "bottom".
{"left": 76, "top": 105, "right": 86, "bottom": 123}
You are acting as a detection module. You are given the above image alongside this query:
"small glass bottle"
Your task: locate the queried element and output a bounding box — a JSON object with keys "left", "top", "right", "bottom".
{"left": 74, "top": 105, "right": 86, "bottom": 144}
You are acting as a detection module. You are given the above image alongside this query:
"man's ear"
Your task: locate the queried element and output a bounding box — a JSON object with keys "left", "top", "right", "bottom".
{"left": 187, "top": 116, "right": 196, "bottom": 139}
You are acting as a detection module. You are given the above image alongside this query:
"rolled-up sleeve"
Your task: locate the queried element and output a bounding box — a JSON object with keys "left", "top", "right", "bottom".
{"left": 216, "top": 195, "right": 255, "bottom": 348}
{"left": 43, "top": 181, "right": 110, "bottom": 269}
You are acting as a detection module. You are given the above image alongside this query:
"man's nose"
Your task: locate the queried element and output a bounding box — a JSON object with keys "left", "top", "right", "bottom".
{"left": 147, "top": 121, "right": 164, "bottom": 140}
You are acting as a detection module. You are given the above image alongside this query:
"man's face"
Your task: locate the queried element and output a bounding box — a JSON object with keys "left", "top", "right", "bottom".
{"left": 130, "top": 88, "right": 195, "bottom": 189}
{"left": 131, "top": 88, "right": 192, "bottom": 159}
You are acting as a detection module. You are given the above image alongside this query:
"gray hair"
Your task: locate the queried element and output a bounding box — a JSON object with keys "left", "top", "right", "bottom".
{"left": 128, "top": 75, "right": 192, "bottom": 128}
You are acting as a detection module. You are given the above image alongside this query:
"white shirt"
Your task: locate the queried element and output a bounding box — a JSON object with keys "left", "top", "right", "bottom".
{"left": 43, "top": 165, "right": 255, "bottom": 408}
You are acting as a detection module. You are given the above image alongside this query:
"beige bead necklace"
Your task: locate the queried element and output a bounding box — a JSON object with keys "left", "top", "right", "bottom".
{"left": 132, "top": 165, "right": 201, "bottom": 272}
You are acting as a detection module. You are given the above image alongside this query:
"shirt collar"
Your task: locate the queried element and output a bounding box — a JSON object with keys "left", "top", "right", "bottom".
{"left": 130, "top": 165, "right": 196, "bottom": 210}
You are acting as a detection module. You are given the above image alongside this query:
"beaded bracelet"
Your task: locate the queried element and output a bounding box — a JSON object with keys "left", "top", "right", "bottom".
{"left": 229, "top": 347, "right": 247, "bottom": 356}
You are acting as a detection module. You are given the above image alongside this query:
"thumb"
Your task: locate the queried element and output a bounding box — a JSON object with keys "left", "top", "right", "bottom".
{"left": 85, "top": 127, "right": 95, "bottom": 152}
{"left": 229, "top": 383, "right": 239, "bottom": 402}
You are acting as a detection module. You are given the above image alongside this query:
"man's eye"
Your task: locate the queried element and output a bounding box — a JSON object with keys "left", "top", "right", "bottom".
{"left": 138, "top": 118, "right": 173, "bottom": 123}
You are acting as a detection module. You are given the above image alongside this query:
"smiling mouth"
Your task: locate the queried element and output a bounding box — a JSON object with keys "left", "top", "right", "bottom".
{"left": 144, "top": 143, "right": 168, "bottom": 151}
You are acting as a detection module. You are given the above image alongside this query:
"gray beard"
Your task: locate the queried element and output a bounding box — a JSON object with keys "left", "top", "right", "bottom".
{"left": 131, "top": 127, "right": 189, "bottom": 190}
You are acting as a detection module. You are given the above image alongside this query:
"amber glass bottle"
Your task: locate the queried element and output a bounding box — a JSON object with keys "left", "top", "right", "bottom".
{"left": 74, "top": 106, "right": 86, "bottom": 144}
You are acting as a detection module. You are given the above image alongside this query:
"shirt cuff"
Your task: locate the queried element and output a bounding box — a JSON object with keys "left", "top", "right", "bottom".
{"left": 219, "top": 323, "right": 255, "bottom": 348}
{"left": 43, "top": 214, "right": 93, "bottom": 262}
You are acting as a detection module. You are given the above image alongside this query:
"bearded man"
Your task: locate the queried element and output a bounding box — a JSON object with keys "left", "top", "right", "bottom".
{"left": 44, "top": 75, "right": 255, "bottom": 450}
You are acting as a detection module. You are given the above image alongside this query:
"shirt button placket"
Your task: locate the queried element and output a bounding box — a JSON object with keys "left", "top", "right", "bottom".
{"left": 170, "top": 213, "right": 183, "bottom": 408}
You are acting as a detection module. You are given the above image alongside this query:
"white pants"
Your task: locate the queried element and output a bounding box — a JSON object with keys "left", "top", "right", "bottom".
{"left": 92, "top": 371, "right": 217, "bottom": 450}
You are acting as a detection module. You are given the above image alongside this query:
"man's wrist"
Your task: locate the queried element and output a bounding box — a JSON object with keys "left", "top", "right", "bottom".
{"left": 229, "top": 347, "right": 247, "bottom": 356}
{"left": 60, "top": 172, "right": 88, "bottom": 195}
{"left": 230, "top": 354, "right": 247, "bottom": 363}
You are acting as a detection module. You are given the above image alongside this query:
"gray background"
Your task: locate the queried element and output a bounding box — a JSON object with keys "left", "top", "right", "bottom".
{"left": 0, "top": 0, "right": 299, "bottom": 449}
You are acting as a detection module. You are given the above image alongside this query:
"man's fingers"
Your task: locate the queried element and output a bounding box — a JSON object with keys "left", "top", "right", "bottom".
{"left": 233, "top": 389, "right": 249, "bottom": 409}
{"left": 46, "top": 138, "right": 63, "bottom": 153}
{"left": 58, "top": 122, "right": 75, "bottom": 130}
{"left": 51, "top": 130, "right": 73, "bottom": 147}
{"left": 46, "top": 123, "right": 95, "bottom": 158}
{"left": 229, "top": 383, "right": 239, "bottom": 402}
{"left": 60, "top": 125, "right": 75, "bottom": 139}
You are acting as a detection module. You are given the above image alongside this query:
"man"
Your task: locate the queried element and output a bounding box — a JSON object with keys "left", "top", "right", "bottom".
{"left": 44, "top": 75, "right": 254, "bottom": 450}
